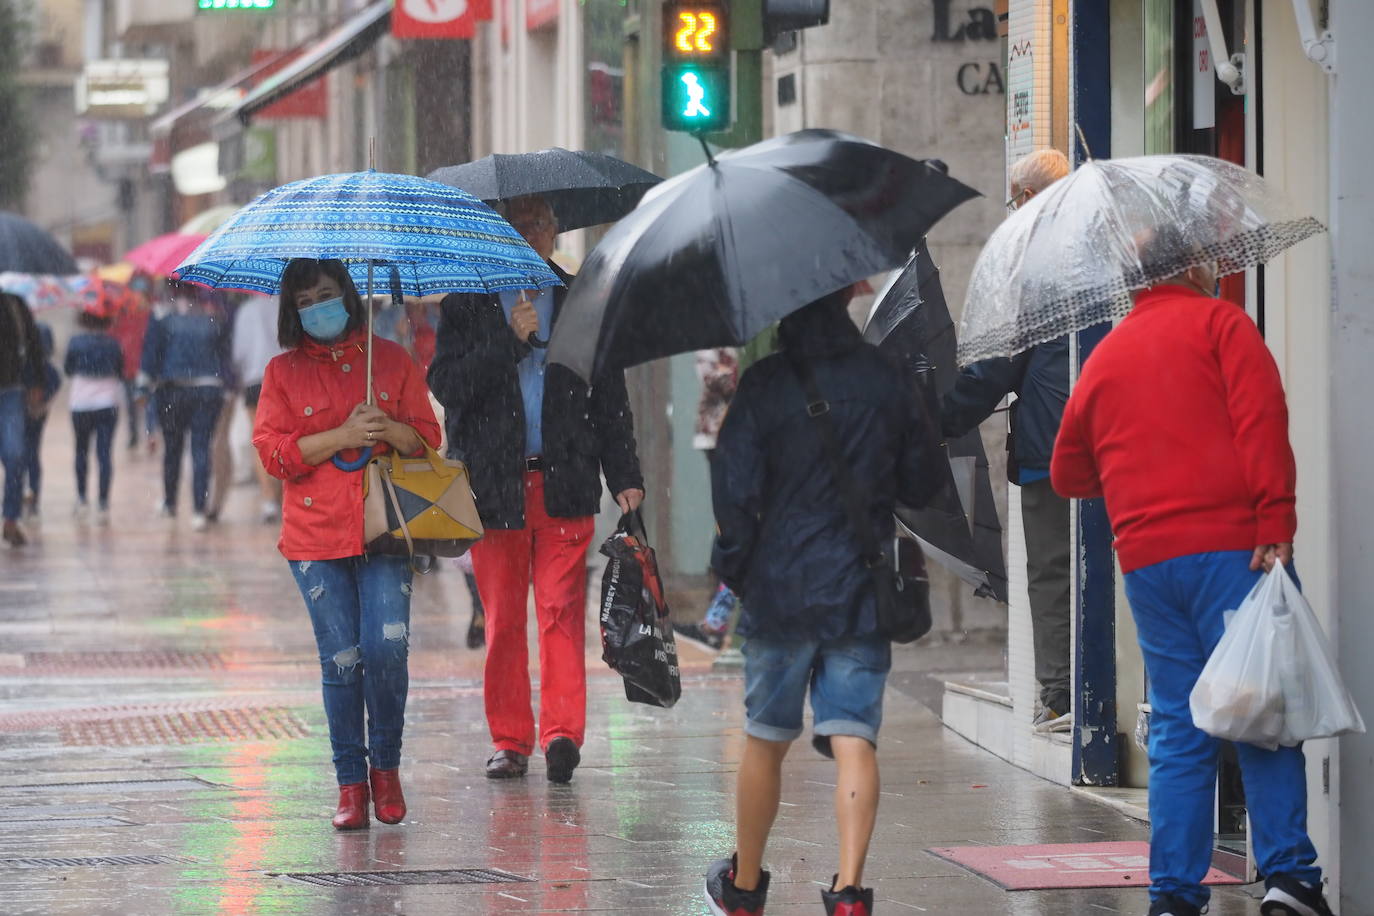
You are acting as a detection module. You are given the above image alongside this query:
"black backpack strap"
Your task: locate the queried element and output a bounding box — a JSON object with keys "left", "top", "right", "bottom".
{"left": 787, "top": 353, "right": 886, "bottom": 568}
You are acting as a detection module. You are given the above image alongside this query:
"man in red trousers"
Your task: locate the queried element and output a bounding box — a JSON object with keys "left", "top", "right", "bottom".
{"left": 428, "top": 195, "right": 644, "bottom": 784}
{"left": 1052, "top": 247, "right": 1331, "bottom": 916}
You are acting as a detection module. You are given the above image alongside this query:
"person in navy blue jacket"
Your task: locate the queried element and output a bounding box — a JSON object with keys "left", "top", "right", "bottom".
{"left": 704, "top": 287, "right": 941, "bottom": 916}
{"left": 139, "top": 282, "right": 232, "bottom": 529}
{"left": 66, "top": 308, "right": 126, "bottom": 523}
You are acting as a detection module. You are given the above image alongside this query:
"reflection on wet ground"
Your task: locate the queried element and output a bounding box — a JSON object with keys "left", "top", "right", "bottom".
{"left": 1, "top": 413, "right": 1266, "bottom": 913}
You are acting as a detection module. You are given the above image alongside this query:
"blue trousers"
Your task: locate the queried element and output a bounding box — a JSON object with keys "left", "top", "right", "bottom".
{"left": 1125, "top": 551, "right": 1321, "bottom": 907}
{"left": 72, "top": 408, "right": 117, "bottom": 506}
{"left": 156, "top": 386, "right": 222, "bottom": 514}
{"left": 22, "top": 411, "right": 46, "bottom": 504}
{"left": 0, "top": 388, "right": 26, "bottom": 522}
{"left": 290, "top": 555, "right": 413, "bottom": 785}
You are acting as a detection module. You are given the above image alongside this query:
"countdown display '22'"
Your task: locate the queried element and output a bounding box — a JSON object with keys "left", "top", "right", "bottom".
{"left": 663, "top": 2, "right": 728, "bottom": 63}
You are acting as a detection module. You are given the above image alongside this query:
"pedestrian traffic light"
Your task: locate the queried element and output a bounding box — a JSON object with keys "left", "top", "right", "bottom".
{"left": 661, "top": 1, "right": 731, "bottom": 133}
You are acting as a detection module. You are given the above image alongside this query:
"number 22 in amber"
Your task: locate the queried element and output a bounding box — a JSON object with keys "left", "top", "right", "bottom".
{"left": 675, "top": 11, "right": 718, "bottom": 54}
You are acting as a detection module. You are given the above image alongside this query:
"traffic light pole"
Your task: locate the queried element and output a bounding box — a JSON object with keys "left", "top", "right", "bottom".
{"left": 705, "top": 0, "right": 762, "bottom": 149}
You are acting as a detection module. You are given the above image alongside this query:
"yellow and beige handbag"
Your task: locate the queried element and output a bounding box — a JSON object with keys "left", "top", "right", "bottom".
{"left": 362, "top": 446, "right": 483, "bottom": 560}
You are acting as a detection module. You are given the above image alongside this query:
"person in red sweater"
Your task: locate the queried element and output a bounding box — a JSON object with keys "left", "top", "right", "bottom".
{"left": 1052, "top": 261, "right": 1331, "bottom": 916}
{"left": 254, "top": 258, "right": 441, "bottom": 831}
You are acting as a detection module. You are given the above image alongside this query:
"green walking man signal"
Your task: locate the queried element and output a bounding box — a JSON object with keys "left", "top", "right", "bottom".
{"left": 661, "top": 1, "right": 731, "bottom": 133}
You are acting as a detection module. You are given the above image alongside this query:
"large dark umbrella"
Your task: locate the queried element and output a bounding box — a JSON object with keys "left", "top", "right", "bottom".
{"left": 548, "top": 129, "right": 980, "bottom": 380}
{"left": 865, "top": 241, "right": 1008, "bottom": 603}
{"left": 0, "top": 212, "right": 78, "bottom": 275}
{"left": 427, "top": 149, "right": 663, "bottom": 232}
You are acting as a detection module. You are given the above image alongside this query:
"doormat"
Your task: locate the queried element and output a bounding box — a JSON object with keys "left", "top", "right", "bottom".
{"left": 926, "top": 841, "right": 1245, "bottom": 890}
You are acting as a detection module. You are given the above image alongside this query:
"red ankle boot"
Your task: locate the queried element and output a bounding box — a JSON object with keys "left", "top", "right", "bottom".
{"left": 332, "top": 782, "right": 370, "bottom": 830}
{"left": 369, "top": 768, "right": 406, "bottom": 824}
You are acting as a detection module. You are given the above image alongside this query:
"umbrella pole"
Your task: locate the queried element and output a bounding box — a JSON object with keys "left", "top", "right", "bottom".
{"left": 366, "top": 259, "right": 374, "bottom": 407}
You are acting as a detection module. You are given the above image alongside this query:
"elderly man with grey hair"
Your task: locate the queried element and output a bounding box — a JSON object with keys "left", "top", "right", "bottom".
{"left": 941, "top": 148, "right": 1075, "bottom": 731}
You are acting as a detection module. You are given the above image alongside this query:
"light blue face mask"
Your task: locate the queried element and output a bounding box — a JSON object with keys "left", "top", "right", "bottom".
{"left": 298, "top": 296, "right": 349, "bottom": 342}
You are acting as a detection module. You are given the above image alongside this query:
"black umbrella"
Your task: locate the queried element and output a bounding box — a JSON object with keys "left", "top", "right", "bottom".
{"left": 0, "top": 212, "right": 78, "bottom": 275}
{"left": 426, "top": 149, "right": 663, "bottom": 233}
{"left": 548, "top": 129, "right": 980, "bottom": 381}
{"left": 864, "top": 240, "right": 1008, "bottom": 604}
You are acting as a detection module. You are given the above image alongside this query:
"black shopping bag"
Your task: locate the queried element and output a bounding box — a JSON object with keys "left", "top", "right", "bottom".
{"left": 598, "top": 510, "right": 681, "bottom": 708}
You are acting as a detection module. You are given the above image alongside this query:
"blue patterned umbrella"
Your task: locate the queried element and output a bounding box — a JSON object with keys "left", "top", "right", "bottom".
{"left": 174, "top": 170, "right": 560, "bottom": 295}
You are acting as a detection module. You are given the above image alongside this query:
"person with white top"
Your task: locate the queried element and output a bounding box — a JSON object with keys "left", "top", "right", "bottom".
{"left": 233, "top": 294, "right": 286, "bottom": 522}
{"left": 64, "top": 307, "right": 125, "bottom": 524}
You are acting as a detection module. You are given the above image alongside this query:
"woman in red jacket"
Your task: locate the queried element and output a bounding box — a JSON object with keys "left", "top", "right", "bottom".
{"left": 253, "top": 259, "right": 441, "bottom": 830}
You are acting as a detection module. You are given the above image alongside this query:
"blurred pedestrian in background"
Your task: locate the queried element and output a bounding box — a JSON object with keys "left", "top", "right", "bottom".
{"left": 65, "top": 305, "right": 124, "bottom": 524}
{"left": 0, "top": 292, "right": 46, "bottom": 546}
{"left": 428, "top": 194, "right": 643, "bottom": 784}
{"left": 674, "top": 347, "right": 740, "bottom": 652}
{"left": 233, "top": 293, "right": 285, "bottom": 522}
{"left": 705, "top": 287, "right": 940, "bottom": 916}
{"left": 253, "top": 258, "right": 440, "bottom": 831}
{"left": 114, "top": 273, "right": 153, "bottom": 449}
{"left": 20, "top": 321, "right": 60, "bottom": 521}
{"left": 139, "top": 280, "right": 231, "bottom": 530}
{"left": 941, "top": 148, "right": 1074, "bottom": 732}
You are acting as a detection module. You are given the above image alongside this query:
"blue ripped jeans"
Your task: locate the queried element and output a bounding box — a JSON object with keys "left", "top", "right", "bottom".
{"left": 290, "top": 554, "right": 413, "bottom": 785}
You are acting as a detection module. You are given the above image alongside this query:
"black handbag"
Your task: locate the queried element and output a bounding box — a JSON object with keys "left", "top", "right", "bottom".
{"left": 789, "top": 355, "right": 933, "bottom": 644}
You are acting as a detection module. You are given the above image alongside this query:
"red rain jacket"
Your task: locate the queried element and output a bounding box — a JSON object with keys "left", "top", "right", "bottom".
{"left": 1052, "top": 285, "right": 1296, "bottom": 573}
{"left": 253, "top": 329, "right": 441, "bottom": 561}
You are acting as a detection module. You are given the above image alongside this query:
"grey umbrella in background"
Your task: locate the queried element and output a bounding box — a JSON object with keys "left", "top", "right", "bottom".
{"left": 0, "top": 211, "right": 78, "bottom": 275}
{"left": 864, "top": 241, "right": 1008, "bottom": 604}
{"left": 427, "top": 148, "right": 664, "bottom": 233}
{"left": 957, "top": 154, "right": 1326, "bottom": 365}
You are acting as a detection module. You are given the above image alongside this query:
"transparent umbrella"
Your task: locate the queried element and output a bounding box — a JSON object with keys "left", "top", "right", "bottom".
{"left": 957, "top": 154, "right": 1326, "bottom": 365}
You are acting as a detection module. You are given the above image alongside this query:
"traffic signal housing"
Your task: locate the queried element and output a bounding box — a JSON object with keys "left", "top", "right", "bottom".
{"left": 661, "top": 2, "right": 731, "bottom": 133}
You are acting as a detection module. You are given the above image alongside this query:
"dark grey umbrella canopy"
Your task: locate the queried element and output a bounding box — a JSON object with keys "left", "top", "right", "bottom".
{"left": 426, "top": 149, "right": 663, "bottom": 232}
{"left": 0, "top": 212, "right": 78, "bottom": 275}
{"left": 865, "top": 241, "right": 1008, "bottom": 604}
{"left": 549, "top": 129, "right": 981, "bottom": 381}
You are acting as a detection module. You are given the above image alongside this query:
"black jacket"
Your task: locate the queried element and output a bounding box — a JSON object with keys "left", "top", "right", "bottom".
{"left": 711, "top": 305, "right": 941, "bottom": 641}
{"left": 426, "top": 263, "right": 643, "bottom": 529}
{"left": 0, "top": 294, "right": 44, "bottom": 391}
{"left": 940, "top": 336, "right": 1069, "bottom": 481}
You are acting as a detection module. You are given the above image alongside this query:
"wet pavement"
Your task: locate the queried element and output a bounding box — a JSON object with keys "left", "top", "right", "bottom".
{"left": 0, "top": 411, "right": 1270, "bottom": 914}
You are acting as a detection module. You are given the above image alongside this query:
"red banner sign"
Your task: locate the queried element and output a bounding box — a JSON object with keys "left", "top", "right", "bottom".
{"left": 250, "top": 50, "right": 326, "bottom": 120}
{"left": 393, "top": 0, "right": 490, "bottom": 39}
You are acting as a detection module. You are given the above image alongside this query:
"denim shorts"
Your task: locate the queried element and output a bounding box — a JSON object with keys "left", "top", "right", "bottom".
{"left": 742, "top": 635, "right": 892, "bottom": 757}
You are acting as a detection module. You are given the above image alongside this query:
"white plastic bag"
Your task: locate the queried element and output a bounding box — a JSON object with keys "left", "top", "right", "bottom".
{"left": 1190, "top": 562, "right": 1364, "bottom": 750}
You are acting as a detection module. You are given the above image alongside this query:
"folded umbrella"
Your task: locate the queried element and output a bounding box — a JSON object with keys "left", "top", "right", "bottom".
{"left": 864, "top": 241, "right": 1008, "bottom": 603}
{"left": 549, "top": 129, "right": 980, "bottom": 381}
{"left": 958, "top": 154, "right": 1326, "bottom": 365}
{"left": 427, "top": 148, "right": 663, "bottom": 232}
{"left": 0, "top": 211, "right": 78, "bottom": 276}
{"left": 125, "top": 233, "right": 208, "bottom": 278}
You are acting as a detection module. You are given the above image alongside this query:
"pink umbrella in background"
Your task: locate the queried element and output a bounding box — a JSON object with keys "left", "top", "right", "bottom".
{"left": 124, "top": 232, "right": 208, "bottom": 277}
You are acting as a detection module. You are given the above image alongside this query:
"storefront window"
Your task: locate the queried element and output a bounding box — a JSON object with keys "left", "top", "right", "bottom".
{"left": 1143, "top": 0, "right": 1174, "bottom": 155}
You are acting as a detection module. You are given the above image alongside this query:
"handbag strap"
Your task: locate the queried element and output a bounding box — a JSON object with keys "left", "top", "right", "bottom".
{"left": 786, "top": 353, "right": 887, "bottom": 569}
{"left": 378, "top": 464, "right": 417, "bottom": 558}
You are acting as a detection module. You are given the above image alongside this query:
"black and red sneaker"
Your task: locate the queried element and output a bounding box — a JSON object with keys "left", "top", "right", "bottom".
{"left": 822, "top": 879, "right": 874, "bottom": 916}
{"left": 704, "top": 854, "right": 769, "bottom": 916}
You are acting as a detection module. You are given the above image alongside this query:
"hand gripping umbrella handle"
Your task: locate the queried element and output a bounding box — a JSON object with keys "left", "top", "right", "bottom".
{"left": 518, "top": 288, "right": 548, "bottom": 348}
